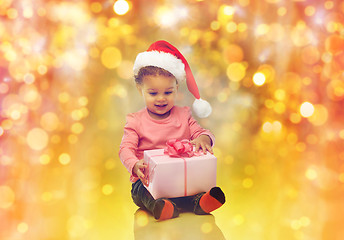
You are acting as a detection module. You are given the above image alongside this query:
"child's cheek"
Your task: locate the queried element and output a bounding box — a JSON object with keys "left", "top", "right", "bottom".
{"left": 147, "top": 96, "right": 154, "bottom": 102}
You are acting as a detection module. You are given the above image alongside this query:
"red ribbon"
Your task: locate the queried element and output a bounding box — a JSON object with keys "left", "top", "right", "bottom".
{"left": 164, "top": 139, "right": 194, "bottom": 158}
{"left": 163, "top": 139, "right": 195, "bottom": 196}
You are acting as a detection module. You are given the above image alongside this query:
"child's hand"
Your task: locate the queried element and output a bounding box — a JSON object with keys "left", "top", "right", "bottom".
{"left": 190, "top": 135, "right": 213, "bottom": 154}
{"left": 133, "top": 159, "right": 148, "bottom": 186}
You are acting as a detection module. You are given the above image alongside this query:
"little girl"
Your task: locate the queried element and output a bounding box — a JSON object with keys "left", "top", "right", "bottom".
{"left": 119, "top": 40, "right": 225, "bottom": 221}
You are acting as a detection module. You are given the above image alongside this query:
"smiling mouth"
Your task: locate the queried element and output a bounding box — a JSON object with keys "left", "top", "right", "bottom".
{"left": 155, "top": 104, "right": 167, "bottom": 108}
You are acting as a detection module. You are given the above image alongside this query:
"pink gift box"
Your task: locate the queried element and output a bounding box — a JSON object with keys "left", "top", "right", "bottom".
{"left": 143, "top": 149, "right": 217, "bottom": 199}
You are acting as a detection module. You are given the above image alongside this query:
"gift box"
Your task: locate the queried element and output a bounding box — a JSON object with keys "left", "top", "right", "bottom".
{"left": 143, "top": 141, "right": 217, "bottom": 199}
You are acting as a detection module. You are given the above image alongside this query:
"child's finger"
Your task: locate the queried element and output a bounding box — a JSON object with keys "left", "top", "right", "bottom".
{"left": 195, "top": 142, "right": 201, "bottom": 152}
{"left": 200, "top": 142, "right": 207, "bottom": 154}
{"left": 206, "top": 144, "right": 213, "bottom": 154}
{"left": 137, "top": 169, "right": 145, "bottom": 179}
{"left": 142, "top": 178, "right": 149, "bottom": 187}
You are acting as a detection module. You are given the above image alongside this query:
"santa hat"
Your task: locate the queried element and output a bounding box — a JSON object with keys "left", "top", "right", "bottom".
{"left": 133, "top": 40, "right": 212, "bottom": 118}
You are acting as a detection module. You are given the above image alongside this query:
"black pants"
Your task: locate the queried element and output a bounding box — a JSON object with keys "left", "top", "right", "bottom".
{"left": 131, "top": 179, "right": 203, "bottom": 213}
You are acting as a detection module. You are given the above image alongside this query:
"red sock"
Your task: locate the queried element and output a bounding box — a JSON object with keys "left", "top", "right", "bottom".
{"left": 159, "top": 200, "right": 174, "bottom": 220}
{"left": 199, "top": 187, "right": 225, "bottom": 213}
{"left": 154, "top": 199, "right": 177, "bottom": 221}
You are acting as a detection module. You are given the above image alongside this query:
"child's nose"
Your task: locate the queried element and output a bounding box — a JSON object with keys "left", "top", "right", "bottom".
{"left": 156, "top": 94, "right": 166, "bottom": 101}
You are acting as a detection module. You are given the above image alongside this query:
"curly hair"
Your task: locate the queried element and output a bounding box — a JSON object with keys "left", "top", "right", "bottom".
{"left": 134, "top": 66, "right": 176, "bottom": 84}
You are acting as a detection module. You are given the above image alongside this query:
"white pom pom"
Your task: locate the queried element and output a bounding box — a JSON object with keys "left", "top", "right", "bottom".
{"left": 192, "top": 98, "right": 212, "bottom": 118}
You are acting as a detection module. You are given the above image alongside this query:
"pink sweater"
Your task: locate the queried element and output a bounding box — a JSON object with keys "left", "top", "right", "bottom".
{"left": 119, "top": 106, "right": 215, "bottom": 183}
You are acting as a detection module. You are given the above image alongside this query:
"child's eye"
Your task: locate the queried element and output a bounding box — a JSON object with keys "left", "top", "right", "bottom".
{"left": 149, "top": 92, "right": 157, "bottom": 96}
{"left": 165, "top": 91, "right": 173, "bottom": 95}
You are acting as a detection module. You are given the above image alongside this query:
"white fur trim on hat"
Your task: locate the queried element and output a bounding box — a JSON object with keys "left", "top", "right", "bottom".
{"left": 133, "top": 51, "right": 186, "bottom": 82}
{"left": 192, "top": 98, "right": 212, "bottom": 118}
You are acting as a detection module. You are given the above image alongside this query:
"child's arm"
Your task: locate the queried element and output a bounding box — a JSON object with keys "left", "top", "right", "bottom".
{"left": 119, "top": 114, "right": 146, "bottom": 182}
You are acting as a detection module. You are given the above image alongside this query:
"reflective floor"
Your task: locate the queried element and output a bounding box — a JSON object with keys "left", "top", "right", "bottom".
{"left": 134, "top": 209, "right": 226, "bottom": 240}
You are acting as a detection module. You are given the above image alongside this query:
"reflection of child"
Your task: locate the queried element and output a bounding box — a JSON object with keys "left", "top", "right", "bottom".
{"left": 119, "top": 40, "right": 225, "bottom": 221}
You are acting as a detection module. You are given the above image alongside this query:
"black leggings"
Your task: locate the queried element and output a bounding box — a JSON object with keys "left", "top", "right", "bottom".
{"left": 131, "top": 179, "right": 203, "bottom": 213}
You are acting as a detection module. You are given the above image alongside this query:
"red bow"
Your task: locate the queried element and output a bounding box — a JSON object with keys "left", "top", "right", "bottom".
{"left": 164, "top": 139, "right": 194, "bottom": 157}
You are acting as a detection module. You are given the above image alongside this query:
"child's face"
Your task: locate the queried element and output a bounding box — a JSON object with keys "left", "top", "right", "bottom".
{"left": 137, "top": 74, "right": 178, "bottom": 120}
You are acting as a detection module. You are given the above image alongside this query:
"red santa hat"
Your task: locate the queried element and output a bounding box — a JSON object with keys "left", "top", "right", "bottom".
{"left": 133, "top": 40, "right": 212, "bottom": 118}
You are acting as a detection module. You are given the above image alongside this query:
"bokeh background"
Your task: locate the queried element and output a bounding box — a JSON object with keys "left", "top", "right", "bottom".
{"left": 1, "top": 0, "right": 344, "bottom": 239}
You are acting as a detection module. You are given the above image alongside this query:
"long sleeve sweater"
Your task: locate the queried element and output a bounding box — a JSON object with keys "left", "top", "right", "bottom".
{"left": 119, "top": 106, "right": 215, "bottom": 183}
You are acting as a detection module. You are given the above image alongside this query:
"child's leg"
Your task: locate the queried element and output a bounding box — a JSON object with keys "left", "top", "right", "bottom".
{"left": 131, "top": 179, "right": 155, "bottom": 210}
{"left": 193, "top": 187, "right": 226, "bottom": 215}
{"left": 169, "top": 196, "right": 195, "bottom": 212}
{"left": 131, "top": 180, "right": 179, "bottom": 220}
